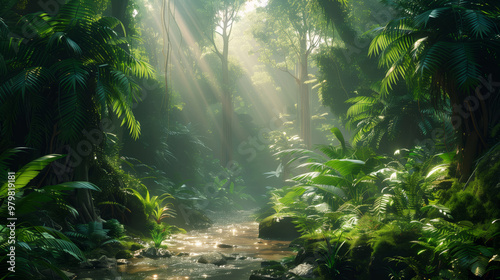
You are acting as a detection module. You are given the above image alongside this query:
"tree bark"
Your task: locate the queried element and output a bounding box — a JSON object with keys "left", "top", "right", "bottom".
{"left": 220, "top": 17, "right": 233, "bottom": 166}
{"left": 73, "top": 160, "right": 98, "bottom": 224}
{"left": 451, "top": 88, "right": 487, "bottom": 182}
{"left": 111, "top": 0, "right": 130, "bottom": 35}
{"left": 298, "top": 30, "right": 311, "bottom": 148}
{"left": 111, "top": 0, "right": 131, "bottom": 53}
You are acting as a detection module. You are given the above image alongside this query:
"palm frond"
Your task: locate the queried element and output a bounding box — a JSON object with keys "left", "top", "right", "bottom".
{"left": 0, "top": 154, "right": 65, "bottom": 197}
{"left": 463, "top": 9, "right": 496, "bottom": 39}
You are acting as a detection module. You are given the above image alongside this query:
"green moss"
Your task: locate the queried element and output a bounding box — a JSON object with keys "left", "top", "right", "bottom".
{"left": 442, "top": 154, "right": 500, "bottom": 223}
{"left": 349, "top": 233, "right": 372, "bottom": 279}
{"left": 115, "top": 250, "right": 132, "bottom": 259}
{"left": 445, "top": 191, "right": 486, "bottom": 222}
{"left": 368, "top": 221, "right": 421, "bottom": 279}
{"left": 130, "top": 243, "right": 144, "bottom": 251}
{"left": 259, "top": 216, "right": 301, "bottom": 240}
{"left": 120, "top": 241, "right": 144, "bottom": 251}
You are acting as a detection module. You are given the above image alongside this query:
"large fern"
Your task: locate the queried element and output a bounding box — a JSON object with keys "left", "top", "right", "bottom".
{"left": 410, "top": 218, "right": 499, "bottom": 278}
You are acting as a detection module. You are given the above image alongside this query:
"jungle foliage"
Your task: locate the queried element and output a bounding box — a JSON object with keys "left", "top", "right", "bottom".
{"left": 260, "top": 129, "right": 499, "bottom": 279}
{"left": 0, "top": 0, "right": 499, "bottom": 279}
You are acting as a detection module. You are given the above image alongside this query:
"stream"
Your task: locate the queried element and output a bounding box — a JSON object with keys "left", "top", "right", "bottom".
{"left": 76, "top": 210, "right": 293, "bottom": 280}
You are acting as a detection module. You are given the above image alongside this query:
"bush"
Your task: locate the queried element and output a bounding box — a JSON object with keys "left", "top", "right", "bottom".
{"left": 104, "top": 219, "right": 125, "bottom": 239}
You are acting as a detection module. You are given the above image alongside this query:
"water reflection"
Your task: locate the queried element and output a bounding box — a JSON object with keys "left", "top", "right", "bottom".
{"left": 76, "top": 211, "right": 293, "bottom": 279}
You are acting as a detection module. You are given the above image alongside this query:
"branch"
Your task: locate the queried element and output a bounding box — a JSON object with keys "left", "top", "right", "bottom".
{"left": 227, "top": 4, "right": 241, "bottom": 39}
{"left": 280, "top": 67, "right": 300, "bottom": 84}
{"left": 210, "top": 29, "right": 223, "bottom": 58}
{"left": 276, "top": 55, "right": 299, "bottom": 83}
{"left": 307, "top": 32, "right": 321, "bottom": 54}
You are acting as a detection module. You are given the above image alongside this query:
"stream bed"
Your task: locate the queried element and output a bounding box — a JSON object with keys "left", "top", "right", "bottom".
{"left": 76, "top": 211, "right": 293, "bottom": 280}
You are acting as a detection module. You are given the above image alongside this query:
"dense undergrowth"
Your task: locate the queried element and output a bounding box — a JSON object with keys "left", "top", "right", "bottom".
{"left": 1, "top": 0, "right": 500, "bottom": 279}
{"left": 256, "top": 131, "right": 500, "bottom": 279}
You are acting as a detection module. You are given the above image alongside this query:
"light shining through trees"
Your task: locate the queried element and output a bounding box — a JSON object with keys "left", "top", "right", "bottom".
{"left": 144, "top": 0, "right": 326, "bottom": 170}
{"left": 2, "top": 1, "right": 499, "bottom": 279}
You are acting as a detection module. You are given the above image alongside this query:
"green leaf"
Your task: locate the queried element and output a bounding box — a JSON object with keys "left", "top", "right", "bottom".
{"left": 0, "top": 154, "right": 66, "bottom": 197}
{"left": 330, "top": 127, "right": 346, "bottom": 151}
{"left": 44, "top": 181, "right": 101, "bottom": 192}
{"left": 279, "top": 187, "right": 306, "bottom": 205}
{"left": 324, "top": 159, "right": 365, "bottom": 177}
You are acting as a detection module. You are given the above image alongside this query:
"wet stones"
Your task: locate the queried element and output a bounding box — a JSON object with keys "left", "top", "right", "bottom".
{"left": 79, "top": 255, "right": 117, "bottom": 269}
{"left": 289, "top": 263, "right": 315, "bottom": 278}
{"left": 94, "top": 255, "right": 117, "bottom": 269}
{"left": 217, "top": 243, "right": 237, "bottom": 248}
{"left": 141, "top": 247, "right": 172, "bottom": 258}
{"left": 116, "top": 259, "right": 129, "bottom": 265}
{"left": 258, "top": 216, "right": 301, "bottom": 241}
{"left": 251, "top": 261, "right": 317, "bottom": 279}
{"left": 197, "top": 252, "right": 227, "bottom": 265}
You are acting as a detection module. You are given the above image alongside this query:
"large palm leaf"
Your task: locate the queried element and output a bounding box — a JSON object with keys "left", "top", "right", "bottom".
{"left": 0, "top": 0, "right": 153, "bottom": 147}
{"left": 369, "top": 0, "right": 500, "bottom": 177}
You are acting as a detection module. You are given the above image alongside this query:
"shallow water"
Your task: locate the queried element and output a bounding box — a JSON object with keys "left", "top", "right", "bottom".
{"left": 76, "top": 211, "right": 293, "bottom": 280}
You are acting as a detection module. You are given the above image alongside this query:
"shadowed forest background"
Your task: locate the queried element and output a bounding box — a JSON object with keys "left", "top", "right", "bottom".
{"left": 1, "top": 0, "right": 499, "bottom": 279}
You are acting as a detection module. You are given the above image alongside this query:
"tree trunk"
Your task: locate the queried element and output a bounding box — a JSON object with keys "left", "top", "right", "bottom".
{"left": 111, "top": 0, "right": 130, "bottom": 36}
{"left": 298, "top": 32, "right": 311, "bottom": 148}
{"left": 220, "top": 24, "right": 232, "bottom": 166}
{"left": 73, "top": 160, "right": 98, "bottom": 224}
{"left": 452, "top": 89, "right": 487, "bottom": 182}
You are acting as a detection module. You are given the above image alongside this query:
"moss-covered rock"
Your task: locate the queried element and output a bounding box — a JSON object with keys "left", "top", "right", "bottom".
{"left": 258, "top": 216, "right": 300, "bottom": 241}
{"left": 129, "top": 243, "right": 144, "bottom": 251}
{"left": 349, "top": 233, "right": 372, "bottom": 279}
{"left": 115, "top": 250, "right": 132, "bottom": 259}
{"left": 441, "top": 153, "right": 500, "bottom": 223}
{"left": 368, "top": 221, "right": 420, "bottom": 279}
{"left": 249, "top": 263, "right": 287, "bottom": 280}
{"left": 446, "top": 191, "right": 486, "bottom": 222}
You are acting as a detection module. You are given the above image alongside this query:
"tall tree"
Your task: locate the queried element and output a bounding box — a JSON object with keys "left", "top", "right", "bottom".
{"left": 205, "top": 0, "right": 245, "bottom": 165}
{"left": 369, "top": 0, "right": 500, "bottom": 179}
{"left": 253, "top": 0, "right": 324, "bottom": 148}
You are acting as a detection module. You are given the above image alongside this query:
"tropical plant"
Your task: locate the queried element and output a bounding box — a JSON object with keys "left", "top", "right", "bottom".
{"left": 0, "top": 154, "right": 101, "bottom": 222}
{"left": 346, "top": 87, "right": 453, "bottom": 152}
{"left": 316, "top": 233, "right": 351, "bottom": 279}
{"left": 103, "top": 219, "right": 125, "bottom": 240}
{"left": 65, "top": 221, "right": 120, "bottom": 251}
{"left": 392, "top": 218, "right": 500, "bottom": 279}
{"left": 266, "top": 130, "right": 305, "bottom": 181}
{"left": 151, "top": 204, "right": 176, "bottom": 225}
{"left": 0, "top": 0, "right": 153, "bottom": 223}
{"left": 290, "top": 152, "right": 378, "bottom": 207}
{"left": 0, "top": 152, "right": 99, "bottom": 279}
{"left": 150, "top": 223, "right": 172, "bottom": 248}
{"left": 369, "top": 0, "right": 500, "bottom": 178}
{"left": 264, "top": 129, "right": 380, "bottom": 233}
{"left": 127, "top": 187, "right": 174, "bottom": 222}
{"left": 0, "top": 225, "right": 85, "bottom": 280}
{"left": 371, "top": 147, "right": 453, "bottom": 221}
{"left": 1, "top": 0, "right": 153, "bottom": 145}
